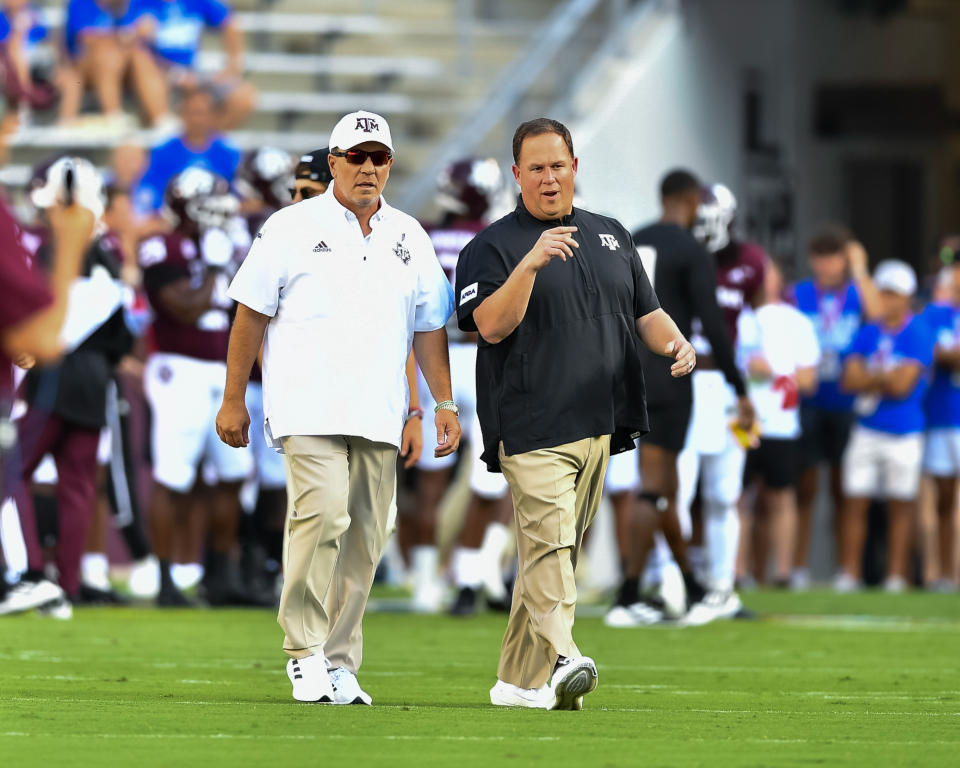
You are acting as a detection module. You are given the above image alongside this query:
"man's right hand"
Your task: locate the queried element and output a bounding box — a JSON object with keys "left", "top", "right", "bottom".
{"left": 47, "top": 203, "right": 95, "bottom": 252}
{"left": 523, "top": 226, "right": 579, "bottom": 271}
{"left": 216, "top": 397, "right": 250, "bottom": 447}
{"left": 735, "top": 395, "right": 756, "bottom": 432}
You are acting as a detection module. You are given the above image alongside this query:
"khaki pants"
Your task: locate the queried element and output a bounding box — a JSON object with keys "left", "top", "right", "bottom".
{"left": 497, "top": 435, "right": 611, "bottom": 689}
{"left": 278, "top": 435, "right": 397, "bottom": 671}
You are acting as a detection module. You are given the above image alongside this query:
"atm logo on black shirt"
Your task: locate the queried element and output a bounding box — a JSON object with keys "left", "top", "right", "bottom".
{"left": 599, "top": 234, "right": 620, "bottom": 250}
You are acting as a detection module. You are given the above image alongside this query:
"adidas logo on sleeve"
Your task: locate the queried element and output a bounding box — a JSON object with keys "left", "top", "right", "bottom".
{"left": 313, "top": 241, "right": 331, "bottom": 253}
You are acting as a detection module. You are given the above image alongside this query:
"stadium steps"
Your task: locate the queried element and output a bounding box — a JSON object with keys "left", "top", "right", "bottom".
{"left": 3, "top": 0, "right": 563, "bottom": 203}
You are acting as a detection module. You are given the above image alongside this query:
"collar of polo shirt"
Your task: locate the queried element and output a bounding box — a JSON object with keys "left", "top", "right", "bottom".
{"left": 517, "top": 195, "right": 577, "bottom": 227}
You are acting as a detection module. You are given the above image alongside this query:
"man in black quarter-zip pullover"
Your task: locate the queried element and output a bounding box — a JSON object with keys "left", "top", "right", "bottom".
{"left": 456, "top": 118, "right": 695, "bottom": 711}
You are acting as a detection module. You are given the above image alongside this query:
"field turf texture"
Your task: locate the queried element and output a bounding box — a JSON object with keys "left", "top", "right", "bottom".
{"left": 2, "top": 590, "right": 958, "bottom": 767}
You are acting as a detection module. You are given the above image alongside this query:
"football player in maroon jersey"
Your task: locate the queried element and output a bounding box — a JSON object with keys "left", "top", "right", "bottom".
{"left": 400, "top": 157, "right": 513, "bottom": 614}
{"left": 140, "top": 167, "right": 254, "bottom": 606}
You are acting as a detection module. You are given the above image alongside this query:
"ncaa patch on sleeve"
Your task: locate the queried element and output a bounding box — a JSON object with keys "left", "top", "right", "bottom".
{"left": 459, "top": 282, "right": 478, "bottom": 307}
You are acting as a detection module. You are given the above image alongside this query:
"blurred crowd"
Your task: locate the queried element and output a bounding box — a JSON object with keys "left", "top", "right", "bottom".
{"left": 0, "top": 3, "right": 957, "bottom": 624}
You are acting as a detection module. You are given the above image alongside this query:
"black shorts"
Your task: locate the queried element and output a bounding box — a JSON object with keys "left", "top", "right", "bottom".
{"left": 641, "top": 402, "right": 691, "bottom": 454}
{"left": 799, "top": 404, "right": 854, "bottom": 470}
{"left": 744, "top": 437, "right": 799, "bottom": 489}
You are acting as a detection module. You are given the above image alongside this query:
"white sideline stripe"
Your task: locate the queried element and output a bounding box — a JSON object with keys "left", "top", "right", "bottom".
{"left": 3, "top": 731, "right": 959, "bottom": 747}
{"left": 7, "top": 697, "right": 959, "bottom": 717}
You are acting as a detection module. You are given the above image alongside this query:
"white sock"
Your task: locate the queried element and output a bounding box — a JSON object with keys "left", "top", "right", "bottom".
{"left": 642, "top": 533, "right": 673, "bottom": 592}
{"left": 171, "top": 562, "right": 204, "bottom": 590}
{"left": 479, "top": 522, "right": 510, "bottom": 569}
{"left": 452, "top": 547, "right": 483, "bottom": 589}
{"left": 705, "top": 501, "right": 740, "bottom": 593}
{"left": 81, "top": 552, "right": 110, "bottom": 591}
{"left": 411, "top": 546, "right": 439, "bottom": 589}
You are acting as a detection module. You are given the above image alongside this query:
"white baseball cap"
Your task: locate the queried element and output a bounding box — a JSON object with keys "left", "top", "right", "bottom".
{"left": 328, "top": 110, "right": 394, "bottom": 153}
{"left": 873, "top": 259, "right": 917, "bottom": 296}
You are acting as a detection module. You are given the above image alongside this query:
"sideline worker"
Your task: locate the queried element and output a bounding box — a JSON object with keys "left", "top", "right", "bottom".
{"left": 455, "top": 118, "right": 695, "bottom": 710}
{"left": 216, "top": 110, "right": 459, "bottom": 705}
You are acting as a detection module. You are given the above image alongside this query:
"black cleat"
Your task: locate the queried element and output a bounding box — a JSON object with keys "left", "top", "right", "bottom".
{"left": 157, "top": 585, "right": 193, "bottom": 607}
{"left": 449, "top": 586, "right": 478, "bottom": 616}
{"left": 76, "top": 584, "right": 129, "bottom": 606}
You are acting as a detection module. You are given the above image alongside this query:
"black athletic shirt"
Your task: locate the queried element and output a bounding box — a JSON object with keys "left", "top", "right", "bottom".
{"left": 632, "top": 222, "right": 746, "bottom": 407}
{"left": 456, "top": 199, "right": 660, "bottom": 472}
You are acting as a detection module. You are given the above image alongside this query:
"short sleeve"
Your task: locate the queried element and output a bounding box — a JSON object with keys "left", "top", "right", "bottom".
{"left": 454, "top": 235, "right": 510, "bottom": 333}
{"left": 630, "top": 237, "right": 659, "bottom": 318}
{"left": 413, "top": 230, "right": 455, "bottom": 332}
{"left": 199, "top": 0, "right": 231, "bottom": 27}
{"left": 794, "top": 312, "right": 820, "bottom": 368}
{"left": 900, "top": 318, "right": 934, "bottom": 367}
{"left": 848, "top": 324, "right": 871, "bottom": 358}
{"left": 0, "top": 215, "right": 51, "bottom": 334}
{"left": 227, "top": 217, "right": 286, "bottom": 317}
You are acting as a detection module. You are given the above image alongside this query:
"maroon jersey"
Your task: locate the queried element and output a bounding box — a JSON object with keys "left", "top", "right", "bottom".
{"left": 692, "top": 240, "right": 766, "bottom": 354}
{"left": 0, "top": 203, "right": 51, "bottom": 408}
{"left": 427, "top": 221, "right": 485, "bottom": 342}
{"left": 140, "top": 231, "right": 232, "bottom": 361}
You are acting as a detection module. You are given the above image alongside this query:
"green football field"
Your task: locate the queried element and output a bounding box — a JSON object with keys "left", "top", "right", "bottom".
{"left": 2, "top": 590, "right": 958, "bottom": 767}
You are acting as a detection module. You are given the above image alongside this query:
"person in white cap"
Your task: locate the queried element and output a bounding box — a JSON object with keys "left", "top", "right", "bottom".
{"left": 216, "top": 110, "right": 460, "bottom": 705}
{"left": 838, "top": 258, "right": 934, "bottom": 592}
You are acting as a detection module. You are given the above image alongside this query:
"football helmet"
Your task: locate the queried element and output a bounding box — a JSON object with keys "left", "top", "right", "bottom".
{"left": 694, "top": 183, "right": 737, "bottom": 253}
{"left": 435, "top": 157, "right": 503, "bottom": 222}
{"left": 237, "top": 146, "right": 294, "bottom": 211}
{"left": 164, "top": 167, "right": 238, "bottom": 235}
{"left": 29, "top": 155, "right": 106, "bottom": 221}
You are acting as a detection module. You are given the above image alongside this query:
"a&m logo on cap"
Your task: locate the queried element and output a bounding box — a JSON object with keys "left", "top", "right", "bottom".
{"left": 356, "top": 116, "right": 380, "bottom": 133}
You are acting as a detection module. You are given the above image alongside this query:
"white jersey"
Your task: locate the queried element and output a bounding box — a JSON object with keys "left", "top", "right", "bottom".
{"left": 738, "top": 303, "right": 820, "bottom": 439}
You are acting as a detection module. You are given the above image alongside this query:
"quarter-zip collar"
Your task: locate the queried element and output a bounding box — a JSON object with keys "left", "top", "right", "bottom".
{"left": 516, "top": 196, "right": 577, "bottom": 228}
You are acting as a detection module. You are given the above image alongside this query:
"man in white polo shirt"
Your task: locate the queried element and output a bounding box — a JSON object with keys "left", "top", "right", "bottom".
{"left": 215, "top": 110, "right": 460, "bottom": 705}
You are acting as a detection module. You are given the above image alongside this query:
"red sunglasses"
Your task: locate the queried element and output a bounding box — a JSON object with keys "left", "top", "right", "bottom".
{"left": 331, "top": 148, "right": 393, "bottom": 166}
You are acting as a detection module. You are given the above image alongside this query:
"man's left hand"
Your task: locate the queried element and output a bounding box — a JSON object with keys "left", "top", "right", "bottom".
{"left": 434, "top": 410, "right": 461, "bottom": 458}
{"left": 401, "top": 415, "right": 424, "bottom": 468}
{"left": 668, "top": 338, "right": 697, "bottom": 377}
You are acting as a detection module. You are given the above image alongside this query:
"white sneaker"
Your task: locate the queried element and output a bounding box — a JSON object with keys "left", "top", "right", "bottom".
{"left": 489, "top": 680, "right": 550, "bottom": 709}
{"left": 328, "top": 666, "right": 372, "bottom": 705}
{"left": 36, "top": 596, "right": 73, "bottom": 620}
{"left": 883, "top": 575, "right": 907, "bottom": 594}
{"left": 679, "top": 591, "right": 742, "bottom": 627}
{"left": 604, "top": 599, "right": 665, "bottom": 628}
{"left": 789, "top": 568, "right": 811, "bottom": 591}
{"left": 833, "top": 572, "right": 862, "bottom": 593}
{"left": 0, "top": 578, "right": 65, "bottom": 615}
{"left": 127, "top": 556, "right": 160, "bottom": 599}
{"left": 286, "top": 655, "right": 333, "bottom": 703}
{"left": 543, "top": 656, "right": 598, "bottom": 710}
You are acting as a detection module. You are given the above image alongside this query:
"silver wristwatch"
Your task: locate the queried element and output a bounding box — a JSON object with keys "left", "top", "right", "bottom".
{"left": 434, "top": 400, "right": 460, "bottom": 416}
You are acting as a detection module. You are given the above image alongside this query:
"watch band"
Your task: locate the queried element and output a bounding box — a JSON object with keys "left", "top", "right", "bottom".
{"left": 434, "top": 400, "right": 459, "bottom": 416}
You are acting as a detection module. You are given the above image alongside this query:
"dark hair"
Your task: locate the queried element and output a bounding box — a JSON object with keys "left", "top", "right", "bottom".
{"left": 809, "top": 224, "right": 852, "bottom": 255}
{"left": 511, "top": 118, "right": 574, "bottom": 163}
{"left": 659, "top": 169, "right": 701, "bottom": 200}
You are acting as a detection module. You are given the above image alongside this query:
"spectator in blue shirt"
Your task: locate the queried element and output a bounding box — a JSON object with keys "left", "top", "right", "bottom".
{"left": 59, "top": 0, "right": 168, "bottom": 129}
{"left": 133, "top": 0, "right": 255, "bottom": 130}
{"left": 919, "top": 262, "right": 960, "bottom": 591}
{"left": 789, "top": 227, "right": 881, "bottom": 589}
{"left": 0, "top": 0, "right": 56, "bottom": 110}
{"left": 134, "top": 85, "right": 240, "bottom": 220}
{"left": 839, "top": 259, "right": 933, "bottom": 593}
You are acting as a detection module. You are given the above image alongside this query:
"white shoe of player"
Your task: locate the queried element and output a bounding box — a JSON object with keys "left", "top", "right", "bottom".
{"left": 883, "top": 575, "right": 907, "bottom": 594}
{"left": 789, "top": 568, "right": 811, "bottom": 591}
{"left": 543, "top": 656, "right": 598, "bottom": 710}
{"left": 127, "top": 555, "right": 160, "bottom": 599}
{"left": 328, "top": 666, "right": 372, "bottom": 705}
{"left": 0, "top": 578, "right": 65, "bottom": 615}
{"left": 35, "top": 596, "right": 73, "bottom": 620}
{"left": 489, "top": 680, "right": 551, "bottom": 709}
{"left": 679, "top": 590, "right": 742, "bottom": 627}
{"left": 832, "top": 571, "right": 862, "bottom": 593}
{"left": 286, "top": 655, "right": 333, "bottom": 703}
{"left": 604, "top": 599, "right": 665, "bottom": 628}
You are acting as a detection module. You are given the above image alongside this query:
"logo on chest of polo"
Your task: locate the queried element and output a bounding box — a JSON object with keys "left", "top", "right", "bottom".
{"left": 599, "top": 234, "right": 620, "bottom": 250}
{"left": 313, "top": 241, "right": 331, "bottom": 253}
{"left": 393, "top": 233, "right": 411, "bottom": 264}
